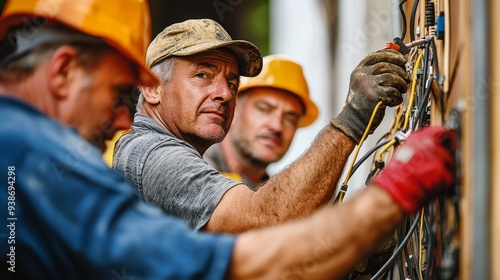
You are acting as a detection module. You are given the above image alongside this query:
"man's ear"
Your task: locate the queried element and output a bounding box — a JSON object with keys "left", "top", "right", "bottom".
{"left": 140, "top": 84, "right": 162, "bottom": 105}
{"left": 47, "top": 46, "right": 78, "bottom": 100}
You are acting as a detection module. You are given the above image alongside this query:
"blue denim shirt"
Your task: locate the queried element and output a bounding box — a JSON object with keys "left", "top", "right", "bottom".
{"left": 0, "top": 96, "right": 234, "bottom": 280}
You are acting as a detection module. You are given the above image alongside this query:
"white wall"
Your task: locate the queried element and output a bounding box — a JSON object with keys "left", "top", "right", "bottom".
{"left": 268, "top": 0, "right": 399, "bottom": 199}
{"left": 268, "top": 0, "right": 331, "bottom": 178}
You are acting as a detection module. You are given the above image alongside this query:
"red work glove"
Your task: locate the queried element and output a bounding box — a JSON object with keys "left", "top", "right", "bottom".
{"left": 371, "top": 126, "right": 456, "bottom": 214}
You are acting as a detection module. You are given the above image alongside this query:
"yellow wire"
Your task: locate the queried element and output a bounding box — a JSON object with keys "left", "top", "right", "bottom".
{"left": 376, "top": 138, "right": 397, "bottom": 162}
{"left": 403, "top": 50, "right": 425, "bottom": 130}
{"left": 338, "top": 50, "right": 426, "bottom": 202}
{"left": 336, "top": 101, "right": 384, "bottom": 203}
{"left": 376, "top": 50, "right": 426, "bottom": 162}
{"left": 418, "top": 207, "right": 425, "bottom": 280}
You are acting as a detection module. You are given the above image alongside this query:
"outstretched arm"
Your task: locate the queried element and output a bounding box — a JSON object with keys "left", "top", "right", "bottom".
{"left": 229, "top": 126, "right": 456, "bottom": 279}
{"left": 207, "top": 125, "right": 354, "bottom": 232}
{"left": 205, "top": 50, "right": 410, "bottom": 233}
{"left": 230, "top": 186, "right": 402, "bottom": 280}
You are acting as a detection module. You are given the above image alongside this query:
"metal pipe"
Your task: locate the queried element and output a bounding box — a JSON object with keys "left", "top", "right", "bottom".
{"left": 471, "top": 0, "right": 490, "bottom": 278}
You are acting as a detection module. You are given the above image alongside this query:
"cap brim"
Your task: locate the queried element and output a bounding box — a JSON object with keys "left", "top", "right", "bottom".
{"left": 171, "top": 40, "right": 263, "bottom": 77}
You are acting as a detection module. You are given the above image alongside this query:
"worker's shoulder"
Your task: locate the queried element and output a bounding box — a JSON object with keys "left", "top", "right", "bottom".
{"left": 113, "top": 121, "right": 198, "bottom": 176}
{"left": 203, "top": 144, "right": 228, "bottom": 171}
{"left": 115, "top": 124, "right": 182, "bottom": 155}
{"left": 118, "top": 116, "right": 197, "bottom": 157}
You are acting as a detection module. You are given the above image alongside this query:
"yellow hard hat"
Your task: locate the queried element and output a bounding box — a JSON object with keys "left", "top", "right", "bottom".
{"left": 0, "top": 0, "right": 159, "bottom": 87}
{"left": 238, "top": 54, "right": 319, "bottom": 127}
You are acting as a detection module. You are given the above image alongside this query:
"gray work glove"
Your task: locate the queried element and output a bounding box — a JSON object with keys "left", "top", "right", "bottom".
{"left": 330, "top": 49, "right": 410, "bottom": 144}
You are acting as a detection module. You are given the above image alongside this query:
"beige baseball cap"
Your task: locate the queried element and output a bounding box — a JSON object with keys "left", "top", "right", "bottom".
{"left": 146, "top": 18, "right": 263, "bottom": 77}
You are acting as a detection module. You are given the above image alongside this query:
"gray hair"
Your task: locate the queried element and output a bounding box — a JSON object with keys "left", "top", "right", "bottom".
{"left": 136, "top": 56, "right": 175, "bottom": 111}
{"left": 0, "top": 24, "right": 112, "bottom": 82}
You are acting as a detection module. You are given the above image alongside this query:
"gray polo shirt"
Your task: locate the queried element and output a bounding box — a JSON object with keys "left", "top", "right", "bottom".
{"left": 113, "top": 113, "right": 241, "bottom": 230}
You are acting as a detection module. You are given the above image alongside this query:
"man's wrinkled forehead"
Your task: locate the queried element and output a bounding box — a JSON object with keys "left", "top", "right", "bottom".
{"left": 182, "top": 48, "right": 239, "bottom": 77}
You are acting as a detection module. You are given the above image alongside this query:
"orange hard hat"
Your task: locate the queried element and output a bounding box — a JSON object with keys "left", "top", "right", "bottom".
{"left": 0, "top": 0, "right": 159, "bottom": 86}
{"left": 238, "top": 54, "right": 319, "bottom": 127}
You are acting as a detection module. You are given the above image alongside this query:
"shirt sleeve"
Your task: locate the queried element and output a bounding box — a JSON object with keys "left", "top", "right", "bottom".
{"left": 141, "top": 140, "right": 241, "bottom": 230}
{"left": 0, "top": 120, "right": 236, "bottom": 280}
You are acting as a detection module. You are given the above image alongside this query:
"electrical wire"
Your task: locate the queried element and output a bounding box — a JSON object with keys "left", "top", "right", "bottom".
{"left": 403, "top": 50, "right": 425, "bottom": 130}
{"left": 412, "top": 75, "right": 433, "bottom": 129}
{"left": 334, "top": 101, "right": 384, "bottom": 203}
{"left": 399, "top": 0, "right": 409, "bottom": 40}
{"left": 409, "top": 0, "right": 420, "bottom": 42}
{"left": 368, "top": 33, "right": 459, "bottom": 280}
{"left": 418, "top": 41, "right": 431, "bottom": 111}
{"left": 430, "top": 38, "right": 447, "bottom": 122}
{"left": 424, "top": 205, "right": 434, "bottom": 280}
{"left": 350, "top": 139, "right": 391, "bottom": 177}
{"left": 337, "top": 45, "right": 439, "bottom": 280}
{"left": 375, "top": 138, "right": 397, "bottom": 163}
{"left": 418, "top": 208, "right": 425, "bottom": 280}
{"left": 375, "top": 50, "right": 426, "bottom": 164}
{"left": 341, "top": 4, "right": 459, "bottom": 277}
{"left": 370, "top": 212, "right": 422, "bottom": 280}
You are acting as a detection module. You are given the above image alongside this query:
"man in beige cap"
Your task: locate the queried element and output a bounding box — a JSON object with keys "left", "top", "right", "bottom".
{"left": 203, "top": 54, "right": 319, "bottom": 189}
{"left": 113, "top": 18, "right": 433, "bottom": 234}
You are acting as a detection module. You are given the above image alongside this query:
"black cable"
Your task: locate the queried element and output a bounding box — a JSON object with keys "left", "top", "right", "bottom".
{"left": 371, "top": 20, "right": 454, "bottom": 280}
{"left": 407, "top": 218, "right": 420, "bottom": 280}
{"left": 430, "top": 38, "right": 446, "bottom": 121}
{"left": 424, "top": 204, "right": 435, "bottom": 280}
{"left": 420, "top": 42, "right": 431, "bottom": 100}
{"left": 410, "top": 41, "right": 430, "bottom": 130}
{"left": 408, "top": 41, "right": 436, "bottom": 130}
{"left": 409, "top": 0, "right": 420, "bottom": 42}
{"left": 401, "top": 217, "right": 416, "bottom": 279}
{"left": 371, "top": 212, "right": 421, "bottom": 280}
{"left": 396, "top": 226, "right": 405, "bottom": 279}
{"left": 376, "top": 132, "right": 391, "bottom": 145}
{"left": 399, "top": 0, "right": 409, "bottom": 40}
{"left": 412, "top": 75, "right": 433, "bottom": 129}
{"left": 349, "top": 139, "right": 391, "bottom": 180}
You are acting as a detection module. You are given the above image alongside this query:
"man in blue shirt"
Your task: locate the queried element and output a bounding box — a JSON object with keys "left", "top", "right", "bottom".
{"left": 0, "top": 1, "right": 233, "bottom": 279}
{"left": 0, "top": 0, "right": 456, "bottom": 279}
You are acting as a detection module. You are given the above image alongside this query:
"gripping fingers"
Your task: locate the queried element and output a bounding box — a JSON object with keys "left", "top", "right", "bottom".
{"left": 358, "top": 49, "right": 408, "bottom": 69}
{"left": 377, "top": 87, "right": 403, "bottom": 107}
{"left": 372, "top": 62, "right": 411, "bottom": 83}
{"left": 377, "top": 72, "right": 408, "bottom": 93}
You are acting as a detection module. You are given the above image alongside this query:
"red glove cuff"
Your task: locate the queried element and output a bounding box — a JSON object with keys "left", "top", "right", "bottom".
{"left": 372, "top": 168, "right": 427, "bottom": 214}
{"left": 371, "top": 126, "right": 456, "bottom": 214}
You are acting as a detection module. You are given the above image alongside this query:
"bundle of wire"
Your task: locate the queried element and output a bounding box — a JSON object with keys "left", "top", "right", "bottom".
{"left": 335, "top": 1, "right": 460, "bottom": 279}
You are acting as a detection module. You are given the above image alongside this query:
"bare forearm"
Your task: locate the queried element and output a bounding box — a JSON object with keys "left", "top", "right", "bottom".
{"left": 228, "top": 186, "right": 404, "bottom": 279}
{"left": 206, "top": 125, "right": 355, "bottom": 232}
{"left": 262, "top": 125, "right": 355, "bottom": 205}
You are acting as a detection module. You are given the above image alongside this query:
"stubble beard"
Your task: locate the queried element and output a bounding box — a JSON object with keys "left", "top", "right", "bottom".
{"left": 233, "top": 138, "right": 270, "bottom": 168}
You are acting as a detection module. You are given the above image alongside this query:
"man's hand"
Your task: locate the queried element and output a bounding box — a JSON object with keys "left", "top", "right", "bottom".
{"left": 330, "top": 49, "right": 410, "bottom": 143}
{"left": 371, "top": 126, "right": 456, "bottom": 214}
